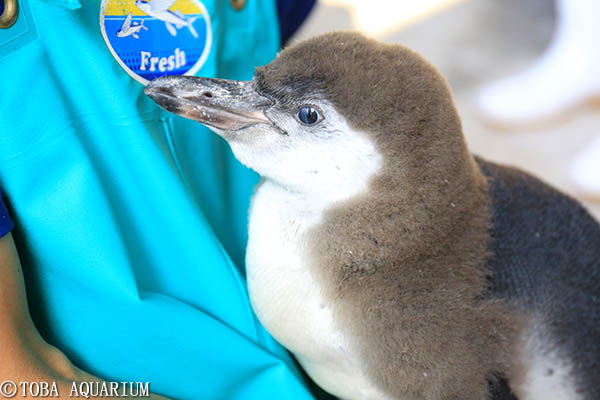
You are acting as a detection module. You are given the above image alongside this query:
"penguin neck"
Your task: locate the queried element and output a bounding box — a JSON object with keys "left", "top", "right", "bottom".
{"left": 374, "top": 145, "right": 490, "bottom": 254}
{"left": 262, "top": 137, "right": 384, "bottom": 212}
{"left": 258, "top": 179, "right": 355, "bottom": 219}
{"left": 265, "top": 161, "right": 381, "bottom": 215}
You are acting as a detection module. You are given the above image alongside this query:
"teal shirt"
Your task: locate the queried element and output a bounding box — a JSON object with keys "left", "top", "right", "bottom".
{"left": 0, "top": 1, "right": 316, "bottom": 398}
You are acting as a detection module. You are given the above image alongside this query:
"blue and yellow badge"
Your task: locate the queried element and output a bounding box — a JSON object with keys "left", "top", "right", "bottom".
{"left": 100, "top": 0, "right": 212, "bottom": 85}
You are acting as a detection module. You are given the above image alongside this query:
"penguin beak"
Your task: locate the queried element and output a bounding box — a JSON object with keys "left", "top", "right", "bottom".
{"left": 144, "top": 75, "right": 273, "bottom": 131}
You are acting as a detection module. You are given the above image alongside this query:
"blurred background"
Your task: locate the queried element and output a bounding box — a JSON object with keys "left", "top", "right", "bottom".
{"left": 289, "top": 0, "right": 600, "bottom": 220}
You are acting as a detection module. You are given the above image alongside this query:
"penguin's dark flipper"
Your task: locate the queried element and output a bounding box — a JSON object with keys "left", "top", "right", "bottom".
{"left": 479, "top": 157, "right": 600, "bottom": 400}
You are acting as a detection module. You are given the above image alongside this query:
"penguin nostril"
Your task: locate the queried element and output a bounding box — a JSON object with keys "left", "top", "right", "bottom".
{"left": 203, "top": 92, "right": 213, "bottom": 98}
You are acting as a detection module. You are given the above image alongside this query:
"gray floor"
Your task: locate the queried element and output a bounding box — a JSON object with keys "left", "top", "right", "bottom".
{"left": 293, "top": 0, "right": 600, "bottom": 220}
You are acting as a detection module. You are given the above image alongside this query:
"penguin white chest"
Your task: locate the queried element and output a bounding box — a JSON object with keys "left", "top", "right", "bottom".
{"left": 246, "top": 182, "right": 342, "bottom": 355}
{"left": 246, "top": 181, "right": 390, "bottom": 400}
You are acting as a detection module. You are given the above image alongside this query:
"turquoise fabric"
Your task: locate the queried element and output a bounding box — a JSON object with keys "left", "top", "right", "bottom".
{"left": 0, "top": 1, "right": 316, "bottom": 398}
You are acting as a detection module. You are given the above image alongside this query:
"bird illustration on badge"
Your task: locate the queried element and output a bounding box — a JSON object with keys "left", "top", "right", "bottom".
{"left": 116, "top": 12, "right": 148, "bottom": 39}
{"left": 135, "top": 0, "right": 199, "bottom": 38}
{"left": 100, "top": 0, "right": 212, "bottom": 84}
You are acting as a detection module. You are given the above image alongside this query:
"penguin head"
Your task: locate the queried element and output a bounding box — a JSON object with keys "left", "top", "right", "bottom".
{"left": 146, "top": 32, "right": 467, "bottom": 198}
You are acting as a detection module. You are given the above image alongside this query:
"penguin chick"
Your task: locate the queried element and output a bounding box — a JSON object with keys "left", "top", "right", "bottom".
{"left": 145, "top": 32, "right": 600, "bottom": 400}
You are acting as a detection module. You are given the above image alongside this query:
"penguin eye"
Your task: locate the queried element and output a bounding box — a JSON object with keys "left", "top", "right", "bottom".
{"left": 297, "top": 106, "right": 320, "bottom": 125}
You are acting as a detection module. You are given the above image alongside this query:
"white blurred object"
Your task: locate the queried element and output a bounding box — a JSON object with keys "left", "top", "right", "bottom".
{"left": 476, "top": 0, "right": 600, "bottom": 127}
{"left": 571, "top": 136, "right": 600, "bottom": 199}
{"left": 320, "top": 0, "right": 463, "bottom": 36}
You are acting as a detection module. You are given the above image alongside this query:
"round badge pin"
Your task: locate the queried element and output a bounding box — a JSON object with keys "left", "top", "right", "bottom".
{"left": 100, "top": 0, "right": 212, "bottom": 85}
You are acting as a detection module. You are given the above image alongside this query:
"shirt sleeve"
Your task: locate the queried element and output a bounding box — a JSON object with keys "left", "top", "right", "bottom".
{"left": 276, "top": 0, "right": 317, "bottom": 46}
{"left": 0, "top": 191, "right": 14, "bottom": 238}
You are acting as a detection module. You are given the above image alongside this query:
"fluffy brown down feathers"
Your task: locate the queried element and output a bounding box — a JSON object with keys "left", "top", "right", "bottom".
{"left": 258, "top": 32, "right": 519, "bottom": 399}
